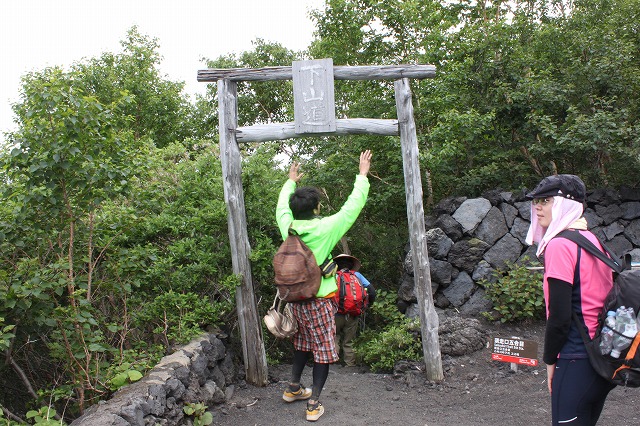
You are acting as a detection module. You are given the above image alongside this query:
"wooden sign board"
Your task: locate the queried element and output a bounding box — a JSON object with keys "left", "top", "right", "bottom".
{"left": 491, "top": 336, "right": 539, "bottom": 367}
{"left": 292, "top": 58, "right": 336, "bottom": 134}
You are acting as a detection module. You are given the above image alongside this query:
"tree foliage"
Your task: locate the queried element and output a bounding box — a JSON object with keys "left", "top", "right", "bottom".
{"left": 72, "top": 26, "right": 199, "bottom": 147}
{"left": 205, "top": 39, "right": 299, "bottom": 126}
{"left": 309, "top": 0, "right": 640, "bottom": 196}
{"left": 0, "top": 30, "right": 242, "bottom": 421}
{"left": 1, "top": 63, "right": 148, "bottom": 414}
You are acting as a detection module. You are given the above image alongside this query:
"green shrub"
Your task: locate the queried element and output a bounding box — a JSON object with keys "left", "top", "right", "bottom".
{"left": 354, "top": 319, "right": 421, "bottom": 372}
{"left": 104, "top": 347, "right": 163, "bottom": 391}
{"left": 25, "top": 406, "right": 64, "bottom": 426}
{"left": 481, "top": 261, "right": 545, "bottom": 323}
{"left": 133, "top": 290, "right": 234, "bottom": 345}
{"left": 183, "top": 402, "right": 213, "bottom": 426}
{"left": 0, "top": 406, "right": 23, "bottom": 425}
{"left": 362, "top": 289, "right": 404, "bottom": 328}
{"left": 352, "top": 290, "right": 422, "bottom": 372}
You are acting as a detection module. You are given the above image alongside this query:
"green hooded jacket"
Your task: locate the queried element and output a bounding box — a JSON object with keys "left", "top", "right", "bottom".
{"left": 276, "top": 175, "right": 370, "bottom": 297}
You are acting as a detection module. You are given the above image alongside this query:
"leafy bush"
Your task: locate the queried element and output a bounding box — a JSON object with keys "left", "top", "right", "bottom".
{"left": 183, "top": 402, "right": 213, "bottom": 426}
{"left": 355, "top": 319, "right": 422, "bottom": 372}
{"left": 481, "top": 261, "right": 545, "bottom": 323}
{"left": 25, "top": 406, "right": 63, "bottom": 426}
{"left": 104, "top": 346, "right": 163, "bottom": 391}
{"left": 133, "top": 290, "right": 234, "bottom": 345}
{"left": 0, "top": 407, "right": 24, "bottom": 426}
{"left": 352, "top": 290, "right": 422, "bottom": 371}
{"left": 363, "top": 289, "right": 405, "bottom": 326}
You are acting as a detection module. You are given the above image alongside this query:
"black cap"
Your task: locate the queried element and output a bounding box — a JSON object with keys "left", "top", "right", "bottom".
{"left": 526, "top": 174, "right": 586, "bottom": 203}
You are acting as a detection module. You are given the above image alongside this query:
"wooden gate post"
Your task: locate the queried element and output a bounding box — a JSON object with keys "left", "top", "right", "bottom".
{"left": 395, "top": 78, "right": 444, "bottom": 381}
{"left": 218, "top": 79, "right": 268, "bottom": 386}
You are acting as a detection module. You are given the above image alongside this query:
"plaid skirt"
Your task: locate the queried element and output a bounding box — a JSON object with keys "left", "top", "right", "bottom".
{"left": 290, "top": 297, "right": 338, "bottom": 364}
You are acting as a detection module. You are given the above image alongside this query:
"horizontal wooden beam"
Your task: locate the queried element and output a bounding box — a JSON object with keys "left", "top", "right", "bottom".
{"left": 198, "top": 64, "right": 436, "bottom": 82}
{"left": 235, "top": 118, "right": 399, "bottom": 143}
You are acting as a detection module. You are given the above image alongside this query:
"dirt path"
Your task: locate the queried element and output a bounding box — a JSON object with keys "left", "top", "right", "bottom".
{"left": 211, "top": 321, "right": 639, "bottom": 425}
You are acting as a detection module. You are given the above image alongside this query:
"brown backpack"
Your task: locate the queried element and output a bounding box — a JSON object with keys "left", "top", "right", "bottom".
{"left": 273, "top": 229, "right": 321, "bottom": 302}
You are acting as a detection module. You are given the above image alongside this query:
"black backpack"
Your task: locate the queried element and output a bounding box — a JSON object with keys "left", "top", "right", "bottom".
{"left": 557, "top": 230, "right": 640, "bottom": 387}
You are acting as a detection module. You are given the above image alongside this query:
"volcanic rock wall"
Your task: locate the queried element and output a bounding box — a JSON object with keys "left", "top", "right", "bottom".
{"left": 398, "top": 187, "right": 640, "bottom": 317}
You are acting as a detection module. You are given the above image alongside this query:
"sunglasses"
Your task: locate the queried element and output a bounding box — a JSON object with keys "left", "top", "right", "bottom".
{"left": 532, "top": 198, "right": 552, "bottom": 206}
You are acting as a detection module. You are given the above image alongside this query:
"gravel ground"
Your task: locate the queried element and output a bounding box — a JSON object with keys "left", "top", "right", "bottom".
{"left": 210, "top": 320, "right": 639, "bottom": 425}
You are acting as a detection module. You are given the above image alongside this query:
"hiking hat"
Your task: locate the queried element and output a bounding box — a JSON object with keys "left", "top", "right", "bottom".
{"left": 332, "top": 254, "right": 361, "bottom": 272}
{"left": 525, "top": 174, "right": 586, "bottom": 203}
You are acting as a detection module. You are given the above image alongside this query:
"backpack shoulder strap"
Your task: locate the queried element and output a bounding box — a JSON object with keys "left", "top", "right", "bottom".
{"left": 556, "top": 230, "right": 624, "bottom": 274}
{"left": 287, "top": 226, "right": 334, "bottom": 270}
{"left": 336, "top": 270, "right": 347, "bottom": 312}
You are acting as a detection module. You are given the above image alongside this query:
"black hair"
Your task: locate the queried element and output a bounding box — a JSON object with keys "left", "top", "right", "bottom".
{"left": 289, "top": 186, "right": 322, "bottom": 220}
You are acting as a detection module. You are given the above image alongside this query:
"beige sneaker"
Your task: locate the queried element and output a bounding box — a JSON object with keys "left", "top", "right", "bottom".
{"left": 282, "top": 384, "right": 312, "bottom": 402}
{"left": 306, "top": 401, "right": 324, "bottom": 421}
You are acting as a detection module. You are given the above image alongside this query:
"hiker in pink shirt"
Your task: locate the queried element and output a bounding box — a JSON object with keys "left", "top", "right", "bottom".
{"left": 525, "top": 174, "right": 615, "bottom": 425}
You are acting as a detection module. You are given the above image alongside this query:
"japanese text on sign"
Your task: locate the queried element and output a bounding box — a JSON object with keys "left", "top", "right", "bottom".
{"left": 491, "top": 336, "right": 538, "bottom": 367}
{"left": 292, "top": 59, "right": 336, "bottom": 134}
{"left": 493, "top": 337, "right": 526, "bottom": 355}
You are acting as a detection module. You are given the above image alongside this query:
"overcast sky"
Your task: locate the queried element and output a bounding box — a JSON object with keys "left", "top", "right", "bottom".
{"left": 0, "top": 0, "right": 326, "bottom": 136}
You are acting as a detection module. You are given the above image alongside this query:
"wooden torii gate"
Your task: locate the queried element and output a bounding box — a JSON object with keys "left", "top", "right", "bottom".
{"left": 197, "top": 61, "right": 443, "bottom": 386}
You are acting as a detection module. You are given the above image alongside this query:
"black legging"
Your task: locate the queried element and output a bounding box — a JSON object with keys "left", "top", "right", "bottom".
{"left": 552, "top": 358, "right": 615, "bottom": 425}
{"left": 291, "top": 350, "right": 330, "bottom": 401}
